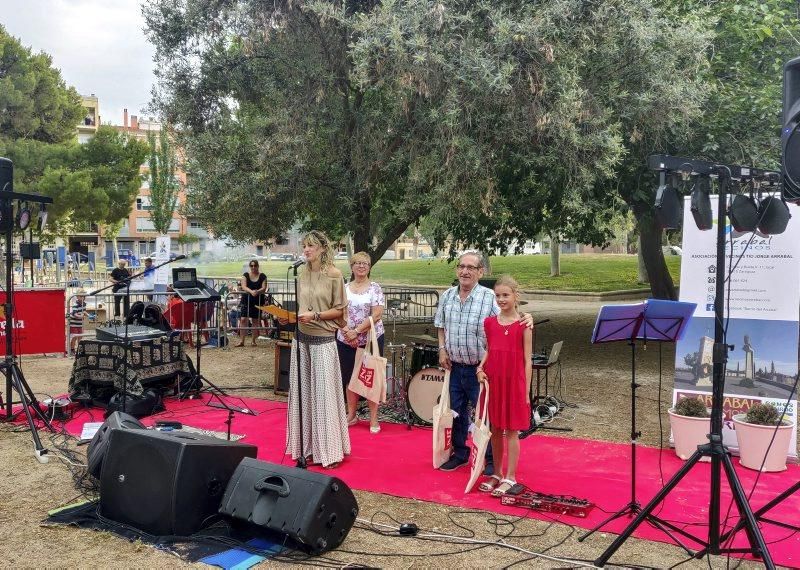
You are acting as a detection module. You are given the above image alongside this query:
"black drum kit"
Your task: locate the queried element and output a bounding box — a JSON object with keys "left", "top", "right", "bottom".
{"left": 383, "top": 333, "right": 444, "bottom": 426}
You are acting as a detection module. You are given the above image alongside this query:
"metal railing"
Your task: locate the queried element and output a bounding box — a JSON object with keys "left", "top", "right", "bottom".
{"left": 65, "top": 279, "right": 440, "bottom": 354}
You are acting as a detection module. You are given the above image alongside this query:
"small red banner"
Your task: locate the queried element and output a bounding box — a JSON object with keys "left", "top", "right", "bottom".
{"left": 0, "top": 289, "right": 66, "bottom": 355}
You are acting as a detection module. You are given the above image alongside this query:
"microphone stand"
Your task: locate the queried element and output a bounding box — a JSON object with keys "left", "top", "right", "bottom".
{"left": 89, "top": 256, "right": 183, "bottom": 414}
{"left": 290, "top": 260, "right": 306, "bottom": 469}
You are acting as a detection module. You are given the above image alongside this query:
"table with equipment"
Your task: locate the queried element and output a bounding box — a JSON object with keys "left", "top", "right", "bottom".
{"left": 68, "top": 335, "right": 192, "bottom": 401}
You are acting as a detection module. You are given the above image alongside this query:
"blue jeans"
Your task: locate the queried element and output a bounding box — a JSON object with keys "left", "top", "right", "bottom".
{"left": 450, "top": 362, "right": 493, "bottom": 465}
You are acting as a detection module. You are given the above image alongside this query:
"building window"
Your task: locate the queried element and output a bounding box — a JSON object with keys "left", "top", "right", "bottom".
{"left": 136, "top": 217, "right": 180, "bottom": 232}
{"left": 136, "top": 196, "right": 152, "bottom": 211}
{"left": 189, "top": 221, "right": 203, "bottom": 229}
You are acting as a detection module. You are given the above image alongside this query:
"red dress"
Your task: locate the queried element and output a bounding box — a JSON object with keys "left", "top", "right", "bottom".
{"left": 483, "top": 316, "right": 530, "bottom": 430}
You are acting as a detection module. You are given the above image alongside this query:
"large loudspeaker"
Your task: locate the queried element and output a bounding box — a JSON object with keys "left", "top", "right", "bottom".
{"left": 100, "top": 429, "right": 257, "bottom": 536}
{"left": 87, "top": 411, "right": 145, "bottom": 479}
{"left": 782, "top": 57, "right": 800, "bottom": 203}
{"left": 219, "top": 457, "right": 358, "bottom": 553}
{"left": 0, "top": 157, "right": 12, "bottom": 192}
{"left": 274, "top": 341, "right": 291, "bottom": 395}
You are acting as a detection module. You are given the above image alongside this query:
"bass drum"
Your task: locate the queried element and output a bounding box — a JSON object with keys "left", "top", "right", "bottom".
{"left": 407, "top": 367, "right": 446, "bottom": 426}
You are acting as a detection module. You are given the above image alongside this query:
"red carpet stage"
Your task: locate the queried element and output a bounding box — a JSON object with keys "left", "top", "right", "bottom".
{"left": 62, "top": 395, "right": 800, "bottom": 567}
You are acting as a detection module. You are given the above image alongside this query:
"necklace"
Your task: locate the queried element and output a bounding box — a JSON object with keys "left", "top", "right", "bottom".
{"left": 497, "top": 315, "right": 519, "bottom": 335}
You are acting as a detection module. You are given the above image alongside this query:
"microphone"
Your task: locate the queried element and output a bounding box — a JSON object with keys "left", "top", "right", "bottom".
{"left": 173, "top": 254, "right": 187, "bottom": 261}
{"left": 290, "top": 257, "right": 306, "bottom": 269}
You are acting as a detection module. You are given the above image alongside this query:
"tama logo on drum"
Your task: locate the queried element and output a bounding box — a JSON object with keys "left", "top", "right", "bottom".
{"left": 421, "top": 372, "right": 444, "bottom": 382}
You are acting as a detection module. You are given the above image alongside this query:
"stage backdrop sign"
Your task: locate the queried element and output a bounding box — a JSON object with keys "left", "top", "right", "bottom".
{"left": 0, "top": 289, "right": 66, "bottom": 355}
{"left": 674, "top": 195, "right": 799, "bottom": 460}
{"left": 154, "top": 235, "right": 171, "bottom": 285}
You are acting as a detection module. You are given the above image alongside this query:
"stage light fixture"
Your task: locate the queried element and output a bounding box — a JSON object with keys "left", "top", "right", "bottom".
{"left": 729, "top": 180, "right": 759, "bottom": 232}
{"left": 16, "top": 201, "right": 31, "bottom": 230}
{"left": 690, "top": 175, "right": 713, "bottom": 230}
{"left": 654, "top": 172, "right": 682, "bottom": 229}
{"left": 757, "top": 194, "right": 791, "bottom": 235}
{"left": 37, "top": 204, "right": 48, "bottom": 232}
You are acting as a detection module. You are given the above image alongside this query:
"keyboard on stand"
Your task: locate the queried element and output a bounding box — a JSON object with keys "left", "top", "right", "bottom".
{"left": 95, "top": 325, "right": 168, "bottom": 343}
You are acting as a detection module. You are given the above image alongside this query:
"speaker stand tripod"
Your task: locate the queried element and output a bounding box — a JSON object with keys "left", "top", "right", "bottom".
{"left": 2, "top": 355, "right": 53, "bottom": 463}
{"left": 0, "top": 169, "right": 55, "bottom": 462}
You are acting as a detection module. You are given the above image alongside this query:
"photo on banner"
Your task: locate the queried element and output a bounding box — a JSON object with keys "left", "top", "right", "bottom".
{"left": 673, "top": 195, "right": 799, "bottom": 459}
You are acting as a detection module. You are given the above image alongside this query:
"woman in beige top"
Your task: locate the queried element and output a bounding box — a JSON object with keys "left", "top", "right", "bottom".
{"left": 284, "top": 230, "right": 350, "bottom": 468}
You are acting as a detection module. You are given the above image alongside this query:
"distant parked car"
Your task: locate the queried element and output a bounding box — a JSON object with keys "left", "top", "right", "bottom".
{"left": 663, "top": 245, "right": 682, "bottom": 256}
{"left": 334, "top": 251, "right": 349, "bottom": 260}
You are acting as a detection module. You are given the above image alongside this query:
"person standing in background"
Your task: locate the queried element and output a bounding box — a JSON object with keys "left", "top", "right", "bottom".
{"left": 110, "top": 259, "right": 131, "bottom": 317}
{"left": 337, "top": 251, "right": 385, "bottom": 434}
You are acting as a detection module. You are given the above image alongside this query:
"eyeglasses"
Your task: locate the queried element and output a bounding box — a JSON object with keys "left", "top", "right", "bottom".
{"left": 352, "top": 261, "right": 370, "bottom": 267}
{"left": 457, "top": 264, "right": 481, "bottom": 272}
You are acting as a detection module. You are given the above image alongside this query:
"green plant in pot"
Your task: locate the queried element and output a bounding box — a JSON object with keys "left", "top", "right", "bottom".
{"left": 668, "top": 397, "right": 711, "bottom": 461}
{"left": 674, "top": 397, "right": 709, "bottom": 418}
{"left": 733, "top": 403, "right": 795, "bottom": 472}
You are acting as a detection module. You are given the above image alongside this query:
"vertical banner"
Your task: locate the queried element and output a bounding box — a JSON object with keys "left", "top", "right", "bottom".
{"left": 154, "top": 235, "right": 171, "bottom": 285}
{"left": 674, "top": 195, "right": 799, "bottom": 459}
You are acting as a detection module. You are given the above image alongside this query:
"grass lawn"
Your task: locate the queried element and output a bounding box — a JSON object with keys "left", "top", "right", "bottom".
{"left": 195, "top": 254, "right": 681, "bottom": 293}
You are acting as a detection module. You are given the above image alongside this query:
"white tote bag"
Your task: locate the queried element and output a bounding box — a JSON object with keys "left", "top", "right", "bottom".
{"left": 347, "top": 317, "right": 388, "bottom": 404}
{"left": 432, "top": 369, "right": 454, "bottom": 468}
{"left": 465, "top": 382, "right": 492, "bottom": 493}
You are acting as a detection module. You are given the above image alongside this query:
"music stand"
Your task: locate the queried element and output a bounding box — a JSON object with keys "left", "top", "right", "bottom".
{"left": 578, "top": 299, "right": 696, "bottom": 550}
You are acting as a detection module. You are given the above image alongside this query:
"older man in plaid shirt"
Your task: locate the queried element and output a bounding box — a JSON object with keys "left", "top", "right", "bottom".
{"left": 435, "top": 251, "right": 533, "bottom": 474}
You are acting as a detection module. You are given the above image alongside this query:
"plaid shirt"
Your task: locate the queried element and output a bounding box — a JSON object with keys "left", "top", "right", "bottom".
{"left": 434, "top": 284, "right": 499, "bottom": 365}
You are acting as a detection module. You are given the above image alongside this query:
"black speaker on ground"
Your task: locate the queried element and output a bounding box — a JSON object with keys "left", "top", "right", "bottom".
{"left": 106, "top": 388, "right": 164, "bottom": 418}
{"left": 274, "top": 342, "right": 291, "bottom": 395}
{"left": 87, "top": 411, "right": 145, "bottom": 479}
{"left": 100, "top": 429, "right": 257, "bottom": 536}
{"left": 219, "top": 457, "right": 358, "bottom": 554}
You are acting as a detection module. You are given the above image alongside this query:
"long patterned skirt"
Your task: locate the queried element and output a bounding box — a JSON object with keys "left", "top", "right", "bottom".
{"left": 286, "top": 332, "right": 351, "bottom": 467}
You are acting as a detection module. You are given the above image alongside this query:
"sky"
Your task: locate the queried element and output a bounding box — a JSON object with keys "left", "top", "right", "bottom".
{"left": 0, "top": 0, "right": 156, "bottom": 127}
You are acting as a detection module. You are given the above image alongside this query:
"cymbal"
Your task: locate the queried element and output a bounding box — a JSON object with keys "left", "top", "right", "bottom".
{"left": 406, "top": 333, "right": 438, "bottom": 344}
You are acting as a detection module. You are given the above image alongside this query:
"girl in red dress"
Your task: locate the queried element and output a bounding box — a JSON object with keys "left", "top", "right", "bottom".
{"left": 476, "top": 275, "right": 532, "bottom": 496}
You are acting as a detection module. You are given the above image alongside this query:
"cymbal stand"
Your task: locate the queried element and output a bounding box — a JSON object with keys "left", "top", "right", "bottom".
{"left": 384, "top": 303, "right": 413, "bottom": 429}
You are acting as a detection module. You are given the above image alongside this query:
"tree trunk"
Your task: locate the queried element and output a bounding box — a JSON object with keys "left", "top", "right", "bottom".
{"left": 549, "top": 235, "right": 561, "bottom": 277}
{"left": 637, "top": 212, "right": 676, "bottom": 299}
{"left": 637, "top": 236, "right": 649, "bottom": 284}
{"left": 481, "top": 248, "right": 492, "bottom": 275}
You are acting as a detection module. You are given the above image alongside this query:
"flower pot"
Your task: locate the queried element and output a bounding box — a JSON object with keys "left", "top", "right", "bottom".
{"left": 668, "top": 409, "right": 711, "bottom": 462}
{"left": 732, "top": 414, "right": 795, "bottom": 472}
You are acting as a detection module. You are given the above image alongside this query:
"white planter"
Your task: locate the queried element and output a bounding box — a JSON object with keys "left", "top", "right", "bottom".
{"left": 668, "top": 410, "right": 711, "bottom": 462}
{"left": 732, "top": 414, "right": 794, "bottom": 472}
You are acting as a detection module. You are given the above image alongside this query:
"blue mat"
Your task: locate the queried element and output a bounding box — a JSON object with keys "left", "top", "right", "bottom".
{"left": 200, "top": 538, "right": 282, "bottom": 570}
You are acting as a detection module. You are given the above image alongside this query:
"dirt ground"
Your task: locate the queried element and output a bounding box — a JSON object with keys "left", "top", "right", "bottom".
{"left": 0, "top": 297, "right": 779, "bottom": 568}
